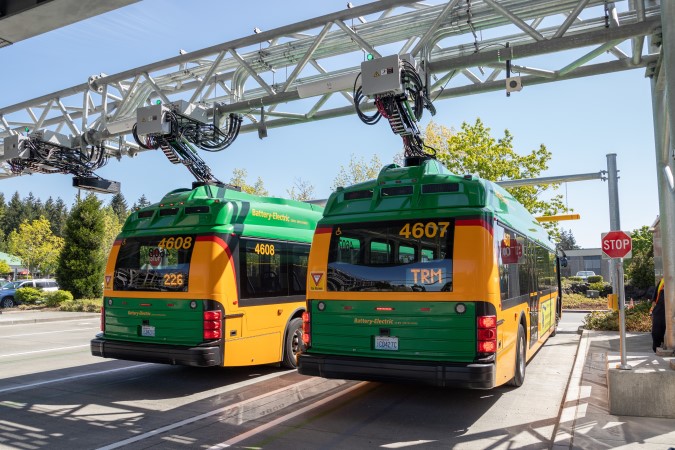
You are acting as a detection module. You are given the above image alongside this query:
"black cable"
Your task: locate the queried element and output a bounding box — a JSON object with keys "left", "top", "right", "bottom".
{"left": 353, "top": 72, "right": 381, "bottom": 125}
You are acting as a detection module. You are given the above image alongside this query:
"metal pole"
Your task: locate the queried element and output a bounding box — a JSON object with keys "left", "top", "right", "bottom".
{"left": 650, "top": 74, "right": 675, "bottom": 354}
{"left": 658, "top": 0, "right": 675, "bottom": 354}
{"left": 607, "top": 153, "right": 631, "bottom": 369}
{"left": 607, "top": 154, "right": 620, "bottom": 295}
{"left": 616, "top": 258, "right": 631, "bottom": 369}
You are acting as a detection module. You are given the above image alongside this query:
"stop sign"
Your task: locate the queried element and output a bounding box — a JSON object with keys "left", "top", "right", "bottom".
{"left": 601, "top": 231, "right": 632, "bottom": 259}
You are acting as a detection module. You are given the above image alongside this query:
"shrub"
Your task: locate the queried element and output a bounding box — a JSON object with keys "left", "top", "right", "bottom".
{"left": 587, "top": 275, "right": 603, "bottom": 283}
{"left": 589, "top": 282, "right": 612, "bottom": 297}
{"left": 569, "top": 276, "right": 583, "bottom": 282}
{"left": 583, "top": 301, "right": 652, "bottom": 332}
{"left": 562, "top": 292, "right": 607, "bottom": 310}
{"left": 15, "top": 287, "right": 44, "bottom": 305}
{"left": 44, "top": 290, "right": 74, "bottom": 307}
{"left": 58, "top": 298, "right": 102, "bottom": 312}
{"left": 627, "top": 252, "right": 655, "bottom": 290}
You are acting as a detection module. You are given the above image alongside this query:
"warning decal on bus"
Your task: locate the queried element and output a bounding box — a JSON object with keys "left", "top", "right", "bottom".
{"left": 310, "top": 272, "right": 325, "bottom": 291}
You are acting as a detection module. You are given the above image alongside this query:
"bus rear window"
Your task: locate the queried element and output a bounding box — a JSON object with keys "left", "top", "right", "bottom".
{"left": 327, "top": 219, "right": 454, "bottom": 292}
{"left": 113, "top": 235, "right": 197, "bottom": 292}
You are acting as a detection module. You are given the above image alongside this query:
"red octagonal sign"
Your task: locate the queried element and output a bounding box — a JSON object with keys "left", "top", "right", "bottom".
{"left": 601, "top": 231, "right": 632, "bottom": 259}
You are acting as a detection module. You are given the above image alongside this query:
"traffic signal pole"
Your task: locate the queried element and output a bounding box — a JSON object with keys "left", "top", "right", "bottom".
{"left": 606, "top": 153, "right": 631, "bottom": 370}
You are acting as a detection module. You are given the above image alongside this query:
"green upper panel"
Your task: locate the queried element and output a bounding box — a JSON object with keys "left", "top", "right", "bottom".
{"left": 322, "top": 158, "right": 553, "bottom": 251}
{"left": 121, "top": 183, "right": 323, "bottom": 243}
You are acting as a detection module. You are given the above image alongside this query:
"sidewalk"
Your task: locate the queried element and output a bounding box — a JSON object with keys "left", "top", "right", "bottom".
{"left": 0, "top": 308, "right": 97, "bottom": 325}
{"left": 556, "top": 330, "right": 675, "bottom": 449}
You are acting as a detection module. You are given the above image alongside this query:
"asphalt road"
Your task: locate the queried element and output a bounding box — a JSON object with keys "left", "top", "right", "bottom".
{"left": 0, "top": 312, "right": 587, "bottom": 449}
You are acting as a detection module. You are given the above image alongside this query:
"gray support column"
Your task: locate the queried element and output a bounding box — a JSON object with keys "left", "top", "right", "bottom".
{"left": 607, "top": 153, "right": 620, "bottom": 296}
{"left": 654, "top": 0, "right": 675, "bottom": 352}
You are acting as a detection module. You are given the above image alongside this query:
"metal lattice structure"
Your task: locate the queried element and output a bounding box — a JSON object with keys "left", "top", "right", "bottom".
{"left": 0, "top": 0, "right": 662, "bottom": 175}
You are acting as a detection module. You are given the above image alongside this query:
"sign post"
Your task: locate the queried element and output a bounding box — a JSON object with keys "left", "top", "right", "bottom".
{"left": 601, "top": 231, "right": 632, "bottom": 370}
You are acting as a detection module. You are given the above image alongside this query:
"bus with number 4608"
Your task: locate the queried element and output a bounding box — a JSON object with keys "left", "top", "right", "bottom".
{"left": 297, "top": 157, "right": 563, "bottom": 388}
{"left": 91, "top": 182, "right": 323, "bottom": 368}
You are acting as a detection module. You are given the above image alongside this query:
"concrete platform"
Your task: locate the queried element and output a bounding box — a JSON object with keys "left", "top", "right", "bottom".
{"left": 555, "top": 331, "right": 675, "bottom": 449}
{"left": 607, "top": 352, "right": 675, "bottom": 418}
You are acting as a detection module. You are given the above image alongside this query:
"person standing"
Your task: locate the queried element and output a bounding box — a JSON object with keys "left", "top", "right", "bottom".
{"left": 651, "top": 278, "right": 666, "bottom": 352}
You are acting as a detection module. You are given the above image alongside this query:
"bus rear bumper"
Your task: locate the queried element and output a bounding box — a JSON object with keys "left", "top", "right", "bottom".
{"left": 297, "top": 353, "right": 495, "bottom": 389}
{"left": 90, "top": 336, "right": 222, "bottom": 367}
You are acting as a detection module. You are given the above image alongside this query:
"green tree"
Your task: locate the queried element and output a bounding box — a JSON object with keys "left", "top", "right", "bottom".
{"left": 56, "top": 194, "right": 106, "bottom": 299}
{"left": 109, "top": 193, "right": 129, "bottom": 223}
{"left": 101, "top": 206, "right": 123, "bottom": 254}
{"left": 558, "top": 229, "right": 580, "bottom": 250}
{"left": 44, "top": 197, "right": 69, "bottom": 237}
{"left": 229, "top": 168, "right": 269, "bottom": 196}
{"left": 0, "top": 192, "right": 6, "bottom": 237}
{"left": 424, "top": 119, "right": 569, "bottom": 233}
{"left": 629, "top": 225, "right": 653, "bottom": 257}
{"left": 331, "top": 153, "right": 383, "bottom": 190}
{"left": 287, "top": 178, "right": 315, "bottom": 201}
{"left": 26, "top": 193, "right": 44, "bottom": 220}
{"left": 132, "top": 194, "right": 152, "bottom": 210}
{"left": 625, "top": 225, "right": 654, "bottom": 289}
{"left": 7, "top": 217, "right": 64, "bottom": 277}
{"left": 0, "top": 259, "right": 11, "bottom": 276}
{"left": 2, "top": 192, "right": 28, "bottom": 236}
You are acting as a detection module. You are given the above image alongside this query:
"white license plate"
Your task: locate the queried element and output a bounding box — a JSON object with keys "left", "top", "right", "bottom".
{"left": 141, "top": 325, "right": 155, "bottom": 337}
{"left": 374, "top": 335, "right": 398, "bottom": 351}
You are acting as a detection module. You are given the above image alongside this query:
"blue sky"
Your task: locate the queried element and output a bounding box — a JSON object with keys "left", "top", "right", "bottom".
{"left": 0, "top": 0, "right": 659, "bottom": 249}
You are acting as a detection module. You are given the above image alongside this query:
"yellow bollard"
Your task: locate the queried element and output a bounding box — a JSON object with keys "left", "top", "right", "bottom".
{"left": 607, "top": 293, "right": 618, "bottom": 311}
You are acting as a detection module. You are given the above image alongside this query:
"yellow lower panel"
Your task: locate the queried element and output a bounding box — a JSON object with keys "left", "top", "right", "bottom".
{"left": 223, "top": 331, "right": 282, "bottom": 366}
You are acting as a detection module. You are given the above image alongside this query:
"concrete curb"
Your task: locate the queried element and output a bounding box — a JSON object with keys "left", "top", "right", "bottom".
{"left": 553, "top": 329, "right": 590, "bottom": 448}
{"left": 0, "top": 312, "right": 98, "bottom": 326}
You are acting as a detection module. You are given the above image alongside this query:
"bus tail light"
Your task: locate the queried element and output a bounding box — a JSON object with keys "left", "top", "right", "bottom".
{"left": 100, "top": 307, "right": 105, "bottom": 332}
{"left": 477, "top": 315, "right": 497, "bottom": 354}
{"left": 302, "top": 311, "right": 310, "bottom": 345}
{"left": 203, "top": 310, "right": 222, "bottom": 340}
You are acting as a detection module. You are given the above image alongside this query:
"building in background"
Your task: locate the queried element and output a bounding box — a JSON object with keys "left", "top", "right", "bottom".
{"left": 561, "top": 248, "right": 610, "bottom": 281}
{"left": 0, "top": 252, "right": 23, "bottom": 280}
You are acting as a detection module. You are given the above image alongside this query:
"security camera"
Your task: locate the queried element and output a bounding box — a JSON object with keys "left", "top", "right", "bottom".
{"left": 506, "top": 76, "right": 523, "bottom": 93}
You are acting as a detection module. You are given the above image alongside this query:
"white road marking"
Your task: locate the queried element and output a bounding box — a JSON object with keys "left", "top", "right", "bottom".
{"left": 0, "top": 344, "right": 89, "bottom": 358}
{"left": 3, "top": 328, "right": 99, "bottom": 338}
{"left": 208, "top": 381, "right": 369, "bottom": 449}
{"left": 96, "top": 374, "right": 348, "bottom": 450}
{"left": 0, "top": 364, "right": 152, "bottom": 394}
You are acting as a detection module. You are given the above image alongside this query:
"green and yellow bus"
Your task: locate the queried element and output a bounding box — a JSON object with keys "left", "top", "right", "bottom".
{"left": 91, "top": 182, "right": 323, "bottom": 368}
{"left": 297, "top": 158, "right": 562, "bottom": 388}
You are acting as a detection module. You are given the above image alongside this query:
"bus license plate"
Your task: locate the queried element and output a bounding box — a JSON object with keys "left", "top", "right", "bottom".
{"left": 141, "top": 325, "right": 155, "bottom": 337}
{"left": 374, "top": 336, "right": 398, "bottom": 351}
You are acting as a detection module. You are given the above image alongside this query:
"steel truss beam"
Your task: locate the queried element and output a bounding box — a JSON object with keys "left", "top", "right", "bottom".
{"left": 0, "top": 0, "right": 664, "bottom": 174}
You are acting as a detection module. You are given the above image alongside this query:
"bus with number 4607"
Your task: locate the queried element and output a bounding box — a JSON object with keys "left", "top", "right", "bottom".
{"left": 297, "top": 157, "right": 563, "bottom": 388}
{"left": 91, "top": 182, "right": 323, "bottom": 368}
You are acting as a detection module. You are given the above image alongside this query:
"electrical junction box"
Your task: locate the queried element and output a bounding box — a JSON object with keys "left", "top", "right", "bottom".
{"left": 169, "top": 100, "right": 208, "bottom": 124}
{"left": 32, "top": 130, "right": 73, "bottom": 147}
{"left": 136, "top": 104, "right": 171, "bottom": 136}
{"left": 361, "top": 54, "right": 416, "bottom": 96}
{"left": 2, "top": 134, "right": 30, "bottom": 160}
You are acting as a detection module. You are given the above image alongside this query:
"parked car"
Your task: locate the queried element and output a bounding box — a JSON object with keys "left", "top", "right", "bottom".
{"left": 575, "top": 271, "right": 596, "bottom": 282}
{"left": 0, "top": 279, "right": 59, "bottom": 308}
